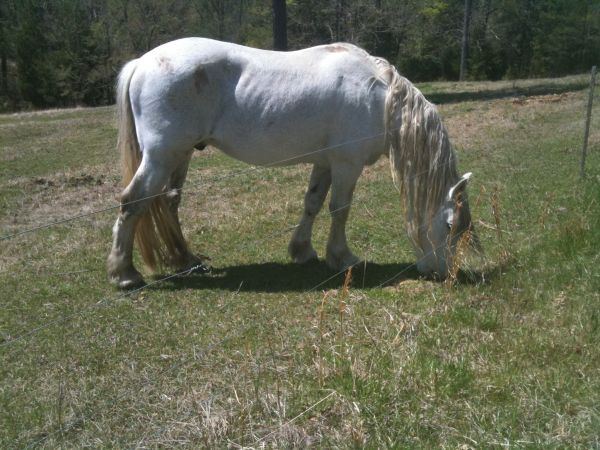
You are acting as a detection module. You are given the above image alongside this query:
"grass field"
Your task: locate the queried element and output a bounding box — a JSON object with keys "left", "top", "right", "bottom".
{"left": 1, "top": 75, "right": 599, "bottom": 448}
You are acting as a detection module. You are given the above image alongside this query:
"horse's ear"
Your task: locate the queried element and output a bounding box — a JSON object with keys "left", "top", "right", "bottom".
{"left": 447, "top": 172, "right": 472, "bottom": 201}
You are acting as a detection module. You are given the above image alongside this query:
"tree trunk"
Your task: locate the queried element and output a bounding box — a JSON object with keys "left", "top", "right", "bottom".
{"left": 459, "top": 0, "right": 472, "bottom": 81}
{"left": 0, "top": 6, "right": 7, "bottom": 95}
{"left": 335, "top": 0, "right": 345, "bottom": 42}
{"left": 1, "top": 44, "right": 6, "bottom": 97}
{"left": 273, "top": 0, "right": 287, "bottom": 50}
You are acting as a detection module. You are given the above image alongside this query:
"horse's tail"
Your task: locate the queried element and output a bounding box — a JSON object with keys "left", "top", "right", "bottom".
{"left": 116, "top": 60, "right": 141, "bottom": 191}
{"left": 116, "top": 60, "right": 189, "bottom": 272}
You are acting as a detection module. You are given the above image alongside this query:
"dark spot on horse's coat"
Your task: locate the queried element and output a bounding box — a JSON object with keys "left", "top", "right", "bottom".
{"left": 157, "top": 56, "right": 174, "bottom": 72}
{"left": 326, "top": 44, "right": 349, "bottom": 53}
{"left": 194, "top": 68, "right": 208, "bottom": 92}
{"left": 309, "top": 184, "right": 319, "bottom": 194}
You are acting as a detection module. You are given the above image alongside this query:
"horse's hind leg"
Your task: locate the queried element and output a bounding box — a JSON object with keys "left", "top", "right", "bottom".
{"left": 107, "top": 157, "right": 170, "bottom": 289}
{"left": 289, "top": 165, "right": 331, "bottom": 264}
{"left": 165, "top": 155, "right": 210, "bottom": 273}
{"left": 326, "top": 163, "right": 363, "bottom": 271}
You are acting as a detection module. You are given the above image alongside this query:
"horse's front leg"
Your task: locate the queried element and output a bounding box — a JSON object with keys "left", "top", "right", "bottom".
{"left": 289, "top": 164, "right": 331, "bottom": 264}
{"left": 325, "top": 163, "right": 363, "bottom": 271}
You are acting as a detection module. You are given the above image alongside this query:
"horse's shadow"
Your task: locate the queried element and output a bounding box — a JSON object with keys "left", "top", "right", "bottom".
{"left": 152, "top": 260, "right": 420, "bottom": 292}
{"left": 151, "top": 259, "right": 500, "bottom": 292}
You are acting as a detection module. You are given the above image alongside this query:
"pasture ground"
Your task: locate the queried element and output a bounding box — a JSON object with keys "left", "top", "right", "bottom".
{"left": 1, "top": 75, "right": 599, "bottom": 448}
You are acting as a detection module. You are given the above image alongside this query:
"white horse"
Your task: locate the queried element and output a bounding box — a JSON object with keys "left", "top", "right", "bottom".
{"left": 107, "top": 38, "right": 476, "bottom": 289}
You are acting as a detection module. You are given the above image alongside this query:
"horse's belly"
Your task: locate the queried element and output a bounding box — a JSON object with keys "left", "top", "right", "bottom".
{"left": 211, "top": 131, "right": 330, "bottom": 167}
{"left": 210, "top": 102, "right": 335, "bottom": 166}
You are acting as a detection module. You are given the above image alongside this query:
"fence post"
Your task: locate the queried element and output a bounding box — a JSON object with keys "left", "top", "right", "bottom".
{"left": 581, "top": 65, "right": 597, "bottom": 178}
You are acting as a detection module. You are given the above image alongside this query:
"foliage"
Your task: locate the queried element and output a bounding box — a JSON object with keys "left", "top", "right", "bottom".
{"left": 0, "top": 0, "right": 599, "bottom": 110}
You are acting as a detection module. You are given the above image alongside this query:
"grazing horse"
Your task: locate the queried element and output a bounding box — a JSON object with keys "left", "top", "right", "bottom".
{"left": 107, "top": 38, "right": 475, "bottom": 289}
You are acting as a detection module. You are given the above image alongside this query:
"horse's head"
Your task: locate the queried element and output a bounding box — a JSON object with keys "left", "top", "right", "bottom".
{"left": 415, "top": 172, "right": 477, "bottom": 279}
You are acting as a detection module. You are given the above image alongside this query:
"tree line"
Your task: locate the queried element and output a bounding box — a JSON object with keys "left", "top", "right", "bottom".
{"left": 1, "top": 0, "right": 599, "bottom": 111}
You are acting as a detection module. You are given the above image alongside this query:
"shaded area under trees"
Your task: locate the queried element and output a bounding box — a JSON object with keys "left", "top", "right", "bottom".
{"left": 0, "top": 0, "right": 599, "bottom": 111}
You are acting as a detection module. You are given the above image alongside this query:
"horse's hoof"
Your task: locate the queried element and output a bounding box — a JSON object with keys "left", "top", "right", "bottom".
{"left": 117, "top": 277, "right": 146, "bottom": 290}
{"left": 109, "top": 268, "right": 145, "bottom": 290}
{"left": 289, "top": 241, "right": 318, "bottom": 264}
{"left": 326, "top": 251, "right": 361, "bottom": 272}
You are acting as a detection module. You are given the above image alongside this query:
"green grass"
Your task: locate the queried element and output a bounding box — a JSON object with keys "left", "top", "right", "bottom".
{"left": 1, "top": 76, "right": 599, "bottom": 448}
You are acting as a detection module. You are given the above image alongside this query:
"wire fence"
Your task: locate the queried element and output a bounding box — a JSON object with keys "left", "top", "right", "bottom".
{"left": 0, "top": 128, "right": 399, "bottom": 243}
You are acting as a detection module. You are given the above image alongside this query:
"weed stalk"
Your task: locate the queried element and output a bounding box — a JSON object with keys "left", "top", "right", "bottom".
{"left": 317, "top": 291, "right": 331, "bottom": 387}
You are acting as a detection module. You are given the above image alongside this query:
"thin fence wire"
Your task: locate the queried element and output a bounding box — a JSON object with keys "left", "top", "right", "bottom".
{"left": 0, "top": 176, "right": 407, "bottom": 358}
{"left": 1, "top": 127, "right": 474, "bottom": 447}
{"left": 0, "top": 145, "right": 459, "bottom": 349}
{"left": 0, "top": 154, "right": 455, "bottom": 285}
{"left": 252, "top": 390, "right": 338, "bottom": 446}
{"left": 18, "top": 232, "right": 462, "bottom": 448}
{"left": 2, "top": 156, "right": 467, "bottom": 443}
{"left": 0, "top": 128, "right": 396, "bottom": 242}
{"left": 0, "top": 192, "right": 366, "bottom": 350}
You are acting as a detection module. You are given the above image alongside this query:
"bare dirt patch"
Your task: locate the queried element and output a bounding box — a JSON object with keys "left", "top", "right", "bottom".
{"left": 511, "top": 92, "right": 572, "bottom": 106}
{"left": 1, "top": 167, "right": 120, "bottom": 232}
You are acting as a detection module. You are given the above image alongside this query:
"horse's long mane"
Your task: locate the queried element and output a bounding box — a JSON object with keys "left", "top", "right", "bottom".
{"left": 379, "top": 61, "right": 460, "bottom": 245}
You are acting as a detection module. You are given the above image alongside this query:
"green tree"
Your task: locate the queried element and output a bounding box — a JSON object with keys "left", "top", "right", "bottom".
{"left": 531, "top": 0, "right": 600, "bottom": 77}
{"left": 15, "top": 1, "right": 54, "bottom": 107}
{"left": 4, "top": 0, "right": 600, "bottom": 110}
{"left": 0, "top": 0, "right": 18, "bottom": 107}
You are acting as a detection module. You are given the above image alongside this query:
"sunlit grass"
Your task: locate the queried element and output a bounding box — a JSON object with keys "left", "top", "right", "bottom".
{"left": 1, "top": 75, "right": 599, "bottom": 447}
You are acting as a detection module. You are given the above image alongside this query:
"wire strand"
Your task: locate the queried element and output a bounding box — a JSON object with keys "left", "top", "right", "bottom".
{"left": 0, "top": 128, "right": 395, "bottom": 242}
